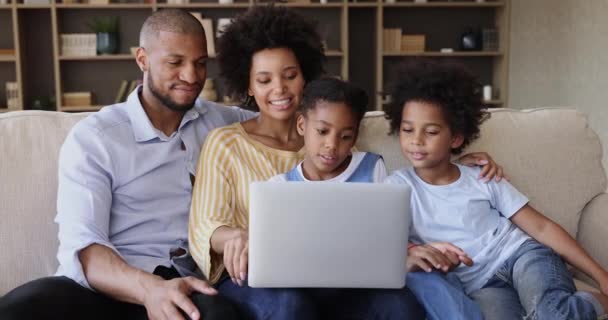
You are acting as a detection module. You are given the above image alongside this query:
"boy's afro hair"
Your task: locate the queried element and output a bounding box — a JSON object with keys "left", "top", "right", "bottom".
{"left": 217, "top": 5, "right": 326, "bottom": 110}
{"left": 384, "top": 59, "right": 489, "bottom": 154}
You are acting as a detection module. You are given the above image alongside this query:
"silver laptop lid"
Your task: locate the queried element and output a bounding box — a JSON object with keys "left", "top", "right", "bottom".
{"left": 248, "top": 182, "right": 411, "bottom": 288}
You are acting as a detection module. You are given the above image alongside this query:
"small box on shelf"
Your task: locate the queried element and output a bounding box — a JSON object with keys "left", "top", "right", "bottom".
{"left": 401, "top": 34, "right": 425, "bottom": 53}
{"left": 61, "top": 34, "right": 97, "bottom": 57}
{"left": 63, "top": 92, "right": 93, "bottom": 107}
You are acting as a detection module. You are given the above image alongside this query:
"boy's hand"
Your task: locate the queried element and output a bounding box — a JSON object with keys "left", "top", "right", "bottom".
{"left": 457, "top": 152, "right": 505, "bottom": 183}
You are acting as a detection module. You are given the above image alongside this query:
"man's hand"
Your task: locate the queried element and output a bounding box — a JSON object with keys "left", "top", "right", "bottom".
{"left": 222, "top": 228, "right": 249, "bottom": 286}
{"left": 141, "top": 275, "right": 217, "bottom": 320}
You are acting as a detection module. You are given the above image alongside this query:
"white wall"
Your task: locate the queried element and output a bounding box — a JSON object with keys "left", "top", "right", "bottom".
{"left": 509, "top": 0, "right": 608, "bottom": 174}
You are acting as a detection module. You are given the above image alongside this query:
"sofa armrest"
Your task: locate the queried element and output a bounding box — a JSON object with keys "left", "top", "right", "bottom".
{"left": 578, "top": 192, "right": 608, "bottom": 271}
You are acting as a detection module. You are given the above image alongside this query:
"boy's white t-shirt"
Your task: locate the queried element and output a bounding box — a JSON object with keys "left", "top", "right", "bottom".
{"left": 270, "top": 152, "right": 387, "bottom": 182}
{"left": 384, "top": 164, "right": 530, "bottom": 294}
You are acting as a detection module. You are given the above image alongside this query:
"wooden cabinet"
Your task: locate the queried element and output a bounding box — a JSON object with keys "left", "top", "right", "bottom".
{"left": 0, "top": 0, "right": 509, "bottom": 112}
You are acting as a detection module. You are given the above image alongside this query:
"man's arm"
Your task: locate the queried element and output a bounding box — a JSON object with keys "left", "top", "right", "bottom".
{"left": 80, "top": 244, "right": 216, "bottom": 320}
{"left": 57, "top": 124, "right": 215, "bottom": 320}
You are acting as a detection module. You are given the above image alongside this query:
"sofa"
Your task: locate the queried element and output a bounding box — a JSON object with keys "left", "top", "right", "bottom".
{"left": 1, "top": 108, "right": 606, "bottom": 296}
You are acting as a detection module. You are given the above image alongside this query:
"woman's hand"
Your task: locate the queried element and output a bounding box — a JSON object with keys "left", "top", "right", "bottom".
{"left": 222, "top": 228, "right": 249, "bottom": 287}
{"left": 457, "top": 152, "right": 505, "bottom": 183}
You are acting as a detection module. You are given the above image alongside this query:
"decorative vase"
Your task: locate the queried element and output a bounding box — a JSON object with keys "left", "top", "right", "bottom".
{"left": 97, "top": 32, "right": 118, "bottom": 55}
{"left": 460, "top": 28, "right": 480, "bottom": 51}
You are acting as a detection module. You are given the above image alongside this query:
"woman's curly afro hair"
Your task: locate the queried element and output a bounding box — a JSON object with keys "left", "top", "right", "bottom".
{"left": 384, "top": 59, "right": 489, "bottom": 154}
{"left": 217, "top": 5, "right": 326, "bottom": 110}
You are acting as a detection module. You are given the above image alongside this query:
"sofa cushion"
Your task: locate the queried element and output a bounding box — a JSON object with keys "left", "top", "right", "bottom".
{"left": 356, "top": 108, "right": 607, "bottom": 238}
{"left": 0, "top": 111, "right": 87, "bottom": 294}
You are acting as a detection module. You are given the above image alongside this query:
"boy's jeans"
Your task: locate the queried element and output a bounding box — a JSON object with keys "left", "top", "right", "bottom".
{"left": 216, "top": 277, "right": 426, "bottom": 320}
{"left": 407, "top": 271, "right": 483, "bottom": 320}
{"left": 470, "top": 239, "right": 600, "bottom": 320}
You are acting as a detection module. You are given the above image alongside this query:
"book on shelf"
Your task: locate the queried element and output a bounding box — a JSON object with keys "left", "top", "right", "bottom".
{"left": 5, "top": 82, "right": 20, "bottom": 110}
{"left": 114, "top": 80, "right": 129, "bottom": 103}
{"left": 0, "top": 49, "right": 16, "bottom": 56}
{"left": 382, "top": 28, "right": 402, "bottom": 52}
{"left": 63, "top": 92, "right": 92, "bottom": 107}
{"left": 60, "top": 34, "right": 96, "bottom": 57}
{"left": 126, "top": 79, "right": 141, "bottom": 97}
{"left": 190, "top": 12, "right": 216, "bottom": 57}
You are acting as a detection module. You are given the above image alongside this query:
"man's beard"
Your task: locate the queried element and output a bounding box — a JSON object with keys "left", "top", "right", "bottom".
{"left": 147, "top": 72, "right": 200, "bottom": 112}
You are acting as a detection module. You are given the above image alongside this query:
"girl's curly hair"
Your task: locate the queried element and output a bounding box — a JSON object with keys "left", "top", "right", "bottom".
{"left": 384, "top": 59, "right": 489, "bottom": 154}
{"left": 217, "top": 5, "right": 326, "bottom": 110}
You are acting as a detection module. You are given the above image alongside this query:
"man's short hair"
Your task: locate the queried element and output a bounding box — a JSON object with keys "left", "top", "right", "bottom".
{"left": 139, "top": 9, "right": 204, "bottom": 47}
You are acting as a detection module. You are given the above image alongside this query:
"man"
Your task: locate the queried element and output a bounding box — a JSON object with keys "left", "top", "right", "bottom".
{"left": 0, "top": 9, "right": 252, "bottom": 320}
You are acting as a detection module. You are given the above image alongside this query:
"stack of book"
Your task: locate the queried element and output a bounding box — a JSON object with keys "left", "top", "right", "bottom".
{"left": 382, "top": 28, "right": 402, "bottom": 52}
{"left": 114, "top": 79, "right": 142, "bottom": 104}
{"left": 60, "top": 34, "right": 96, "bottom": 57}
{"left": 5, "top": 82, "right": 20, "bottom": 110}
{"left": 63, "top": 92, "right": 92, "bottom": 107}
{"left": 190, "top": 12, "right": 216, "bottom": 57}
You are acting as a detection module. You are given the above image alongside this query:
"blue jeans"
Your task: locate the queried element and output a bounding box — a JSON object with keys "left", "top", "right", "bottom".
{"left": 406, "top": 271, "right": 483, "bottom": 320}
{"left": 216, "top": 277, "right": 426, "bottom": 320}
{"left": 469, "top": 239, "right": 600, "bottom": 320}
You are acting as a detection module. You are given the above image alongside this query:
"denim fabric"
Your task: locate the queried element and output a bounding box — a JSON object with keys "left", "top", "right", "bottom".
{"left": 216, "top": 277, "right": 426, "bottom": 320}
{"left": 406, "top": 271, "right": 483, "bottom": 320}
{"left": 470, "top": 239, "right": 599, "bottom": 320}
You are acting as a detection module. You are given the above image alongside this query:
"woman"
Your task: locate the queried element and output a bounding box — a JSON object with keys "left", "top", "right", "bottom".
{"left": 189, "top": 5, "right": 501, "bottom": 319}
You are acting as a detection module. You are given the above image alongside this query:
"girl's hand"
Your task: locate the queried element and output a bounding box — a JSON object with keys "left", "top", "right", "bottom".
{"left": 457, "top": 152, "right": 505, "bottom": 183}
{"left": 406, "top": 243, "right": 461, "bottom": 273}
{"left": 428, "top": 242, "right": 473, "bottom": 267}
{"left": 222, "top": 228, "right": 249, "bottom": 287}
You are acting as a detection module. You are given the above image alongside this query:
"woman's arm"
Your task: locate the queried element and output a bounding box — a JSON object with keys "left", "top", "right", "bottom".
{"left": 456, "top": 152, "right": 504, "bottom": 182}
{"left": 188, "top": 129, "right": 238, "bottom": 285}
{"left": 512, "top": 205, "right": 608, "bottom": 294}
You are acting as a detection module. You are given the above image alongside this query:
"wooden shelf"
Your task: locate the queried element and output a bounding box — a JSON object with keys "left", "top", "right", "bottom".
{"left": 383, "top": 51, "right": 503, "bottom": 57}
{"left": 0, "top": 55, "right": 17, "bottom": 62}
{"left": 157, "top": 2, "right": 250, "bottom": 8}
{"left": 2, "top": 0, "right": 510, "bottom": 111}
{"left": 347, "top": 2, "right": 378, "bottom": 7}
{"left": 382, "top": 1, "right": 504, "bottom": 8}
{"left": 61, "top": 105, "right": 103, "bottom": 112}
{"left": 272, "top": 2, "right": 344, "bottom": 7}
{"left": 59, "top": 54, "right": 135, "bottom": 61}
{"left": 326, "top": 50, "right": 343, "bottom": 57}
{"left": 55, "top": 3, "right": 154, "bottom": 9}
{"left": 484, "top": 100, "right": 503, "bottom": 105}
{"left": 16, "top": 4, "right": 53, "bottom": 8}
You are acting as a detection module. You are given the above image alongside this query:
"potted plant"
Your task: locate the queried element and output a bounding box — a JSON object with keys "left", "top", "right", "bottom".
{"left": 88, "top": 16, "right": 119, "bottom": 55}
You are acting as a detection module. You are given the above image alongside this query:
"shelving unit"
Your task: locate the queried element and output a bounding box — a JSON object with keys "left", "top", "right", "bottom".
{"left": 0, "top": 0, "right": 509, "bottom": 112}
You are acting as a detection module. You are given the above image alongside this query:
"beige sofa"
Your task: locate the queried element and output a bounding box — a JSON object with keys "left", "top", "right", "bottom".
{"left": 1, "top": 108, "right": 606, "bottom": 296}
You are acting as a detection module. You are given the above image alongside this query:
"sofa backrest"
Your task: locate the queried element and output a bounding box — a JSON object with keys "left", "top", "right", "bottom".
{"left": 1, "top": 111, "right": 88, "bottom": 294}
{"left": 1, "top": 108, "right": 606, "bottom": 295}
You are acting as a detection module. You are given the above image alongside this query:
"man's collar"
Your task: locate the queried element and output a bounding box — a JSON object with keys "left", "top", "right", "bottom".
{"left": 125, "top": 86, "right": 208, "bottom": 142}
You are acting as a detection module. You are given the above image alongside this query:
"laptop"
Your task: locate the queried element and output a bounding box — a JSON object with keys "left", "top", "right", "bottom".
{"left": 248, "top": 181, "right": 411, "bottom": 289}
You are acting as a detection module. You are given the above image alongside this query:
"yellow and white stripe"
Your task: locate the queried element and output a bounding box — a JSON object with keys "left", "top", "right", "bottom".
{"left": 189, "top": 123, "right": 304, "bottom": 284}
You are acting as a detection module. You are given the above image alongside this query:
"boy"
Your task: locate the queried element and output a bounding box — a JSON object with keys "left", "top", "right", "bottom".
{"left": 383, "top": 59, "right": 608, "bottom": 320}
